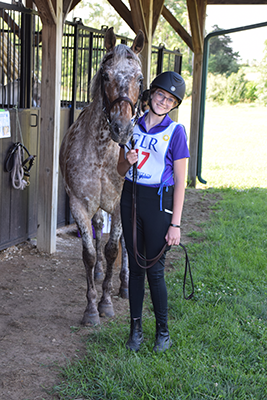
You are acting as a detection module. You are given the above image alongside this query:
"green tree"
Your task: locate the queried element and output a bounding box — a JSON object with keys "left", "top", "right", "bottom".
{"left": 72, "top": 0, "right": 133, "bottom": 38}
{"left": 152, "top": 0, "right": 192, "bottom": 73}
{"left": 208, "top": 25, "right": 240, "bottom": 77}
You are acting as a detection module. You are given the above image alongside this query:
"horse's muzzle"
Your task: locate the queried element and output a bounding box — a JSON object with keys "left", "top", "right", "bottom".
{"left": 109, "top": 120, "right": 133, "bottom": 144}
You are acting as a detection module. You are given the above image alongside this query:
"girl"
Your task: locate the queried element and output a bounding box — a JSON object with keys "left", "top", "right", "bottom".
{"left": 117, "top": 71, "right": 190, "bottom": 352}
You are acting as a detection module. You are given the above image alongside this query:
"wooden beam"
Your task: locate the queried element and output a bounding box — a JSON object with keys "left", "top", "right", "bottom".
{"left": 187, "top": 0, "right": 207, "bottom": 187}
{"left": 63, "top": 0, "right": 74, "bottom": 19}
{"left": 26, "top": 0, "right": 34, "bottom": 8}
{"left": 198, "top": 0, "right": 207, "bottom": 36}
{"left": 152, "top": 0, "right": 164, "bottom": 35}
{"left": 129, "top": 0, "right": 148, "bottom": 38}
{"left": 107, "top": 0, "right": 135, "bottom": 32}
{"left": 141, "top": 0, "right": 153, "bottom": 88}
{"left": 162, "top": 6, "right": 193, "bottom": 51}
{"left": 65, "top": 0, "right": 81, "bottom": 13}
{"left": 34, "top": 0, "right": 56, "bottom": 24}
{"left": 37, "top": 0, "right": 63, "bottom": 253}
{"left": 187, "top": 0, "right": 203, "bottom": 53}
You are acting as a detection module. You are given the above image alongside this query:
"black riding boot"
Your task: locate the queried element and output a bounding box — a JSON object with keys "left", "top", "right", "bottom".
{"left": 126, "top": 318, "right": 144, "bottom": 352}
{"left": 153, "top": 322, "right": 172, "bottom": 353}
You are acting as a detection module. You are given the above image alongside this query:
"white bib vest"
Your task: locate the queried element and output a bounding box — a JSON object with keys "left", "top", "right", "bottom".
{"left": 125, "top": 122, "right": 177, "bottom": 185}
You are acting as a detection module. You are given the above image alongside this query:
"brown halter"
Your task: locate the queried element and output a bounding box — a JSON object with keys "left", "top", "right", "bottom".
{"left": 100, "top": 53, "right": 143, "bottom": 127}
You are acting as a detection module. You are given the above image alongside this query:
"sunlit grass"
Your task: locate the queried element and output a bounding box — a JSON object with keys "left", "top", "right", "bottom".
{"left": 50, "top": 186, "right": 267, "bottom": 399}
{"left": 179, "top": 101, "right": 267, "bottom": 189}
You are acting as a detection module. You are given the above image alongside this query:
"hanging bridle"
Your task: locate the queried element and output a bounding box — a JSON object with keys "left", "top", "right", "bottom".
{"left": 100, "top": 52, "right": 143, "bottom": 128}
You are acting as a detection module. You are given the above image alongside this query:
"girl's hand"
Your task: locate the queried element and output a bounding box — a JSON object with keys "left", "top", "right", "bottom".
{"left": 165, "top": 225, "right": 180, "bottom": 246}
{"left": 117, "top": 147, "right": 138, "bottom": 177}
{"left": 126, "top": 149, "right": 138, "bottom": 166}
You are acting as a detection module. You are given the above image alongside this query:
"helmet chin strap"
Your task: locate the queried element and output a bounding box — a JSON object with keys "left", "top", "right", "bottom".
{"left": 150, "top": 105, "right": 167, "bottom": 117}
{"left": 148, "top": 98, "right": 167, "bottom": 117}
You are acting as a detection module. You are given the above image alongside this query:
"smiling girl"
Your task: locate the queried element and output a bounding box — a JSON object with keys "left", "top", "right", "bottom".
{"left": 117, "top": 71, "right": 190, "bottom": 353}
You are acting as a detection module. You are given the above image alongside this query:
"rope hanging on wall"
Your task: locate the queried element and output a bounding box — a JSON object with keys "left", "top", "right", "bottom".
{"left": 4, "top": 108, "right": 36, "bottom": 190}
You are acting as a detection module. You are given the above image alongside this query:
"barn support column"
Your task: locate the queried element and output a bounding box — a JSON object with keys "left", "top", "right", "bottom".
{"left": 141, "top": 0, "right": 153, "bottom": 88}
{"left": 36, "top": 1, "right": 63, "bottom": 253}
{"left": 187, "top": 0, "right": 207, "bottom": 187}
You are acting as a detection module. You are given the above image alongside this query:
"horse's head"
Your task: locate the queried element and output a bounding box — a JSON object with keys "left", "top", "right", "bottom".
{"left": 99, "top": 28, "right": 144, "bottom": 144}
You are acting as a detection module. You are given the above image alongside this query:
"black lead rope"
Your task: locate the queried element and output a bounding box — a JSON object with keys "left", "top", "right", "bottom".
{"left": 131, "top": 157, "right": 194, "bottom": 300}
{"left": 179, "top": 243, "right": 194, "bottom": 300}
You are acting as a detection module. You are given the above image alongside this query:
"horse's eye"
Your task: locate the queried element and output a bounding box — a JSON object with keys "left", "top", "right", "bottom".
{"left": 103, "top": 72, "right": 109, "bottom": 81}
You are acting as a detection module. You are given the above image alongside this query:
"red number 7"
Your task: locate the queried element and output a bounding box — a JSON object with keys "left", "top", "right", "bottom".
{"left": 136, "top": 150, "right": 150, "bottom": 169}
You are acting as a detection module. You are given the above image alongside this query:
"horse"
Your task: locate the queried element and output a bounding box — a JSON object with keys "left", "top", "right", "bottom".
{"left": 59, "top": 27, "right": 144, "bottom": 325}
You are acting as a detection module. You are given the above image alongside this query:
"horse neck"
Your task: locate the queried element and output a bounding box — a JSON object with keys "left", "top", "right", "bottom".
{"left": 87, "top": 93, "right": 115, "bottom": 155}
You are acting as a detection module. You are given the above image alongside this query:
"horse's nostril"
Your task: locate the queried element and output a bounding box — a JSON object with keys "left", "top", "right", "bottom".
{"left": 112, "top": 122, "right": 120, "bottom": 135}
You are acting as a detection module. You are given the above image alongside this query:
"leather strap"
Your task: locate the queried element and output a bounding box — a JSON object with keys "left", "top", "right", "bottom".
{"left": 131, "top": 161, "right": 168, "bottom": 269}
{"left": 130, "top": 157, "right": 194, "bottom": 299}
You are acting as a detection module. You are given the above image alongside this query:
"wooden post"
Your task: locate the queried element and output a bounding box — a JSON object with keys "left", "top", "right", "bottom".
{"left": 37, "top": 1, "right": 63, "bottom": 253}
{"left": 187, "top": 0, "right": 207, "bottom": 187}
{"left": 141, "top": 0, "right": 153, "bottom": 88}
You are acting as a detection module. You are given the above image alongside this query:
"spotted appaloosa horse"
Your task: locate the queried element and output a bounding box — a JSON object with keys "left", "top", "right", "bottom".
{"left": 59, "top": 28, "right": 144, "bottom": 325}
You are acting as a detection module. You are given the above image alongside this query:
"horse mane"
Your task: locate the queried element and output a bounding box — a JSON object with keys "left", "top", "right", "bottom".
{"left": 89, "top": 44, "right": 141, "bottom": 102}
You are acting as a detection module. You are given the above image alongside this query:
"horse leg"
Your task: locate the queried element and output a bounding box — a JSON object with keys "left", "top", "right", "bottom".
{"left": 92, "top": 209, "right": 104, "bottom": 282}
{"left": 70, "top": 200, "right": 100, "bottom": 325}
{"left": 98, "top": 203, "right": 122, "bottom": 318}
{"left": 81, "top": 236, "right": 100, "bottom": 325}
{"left": 119, "top": 233, "right": 129, "bottom": 299}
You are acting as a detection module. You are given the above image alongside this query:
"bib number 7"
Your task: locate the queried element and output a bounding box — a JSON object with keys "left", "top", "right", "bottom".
{"left": 136, "top": 150, "right": 150, "bottom": 170}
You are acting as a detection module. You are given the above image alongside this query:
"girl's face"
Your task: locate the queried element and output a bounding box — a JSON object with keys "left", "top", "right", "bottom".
{"left": 151, "top": 88, "right": 178, "bottom": 114}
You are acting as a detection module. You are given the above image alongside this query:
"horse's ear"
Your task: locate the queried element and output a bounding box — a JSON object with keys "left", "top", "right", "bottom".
{"left": 104, "top": 27, "right": 116, "bottom": 52}
{"left": 131, "top": 30, "right": 145, "bottom": 55}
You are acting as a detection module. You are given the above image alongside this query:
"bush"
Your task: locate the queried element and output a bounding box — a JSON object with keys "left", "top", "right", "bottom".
{"left": 226, "top": 69, "right": 247, "bottom": 105}
{"left": 206, "top": 73, "right": 227, "bottom": 103}
{"left": 244, "top": 81, "right": 258, "bottom": 103}
{"left": 257, "top": 79, "right": 267, "bottom": 106}
{"left": 183, "top": 71, "right": 193, "bottom": 99}
{"left": 185, "top": 70, "right": 259, "bottom": 105}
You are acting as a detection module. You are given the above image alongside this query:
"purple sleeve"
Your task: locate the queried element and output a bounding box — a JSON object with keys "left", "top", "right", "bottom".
{"left": 169, "top": 124, "right": 190, "bottom": 160}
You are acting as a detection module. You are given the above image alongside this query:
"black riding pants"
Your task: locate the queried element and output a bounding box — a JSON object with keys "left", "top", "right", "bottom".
{"left": 120, "top": 180, "right": 173, "bottom": 325}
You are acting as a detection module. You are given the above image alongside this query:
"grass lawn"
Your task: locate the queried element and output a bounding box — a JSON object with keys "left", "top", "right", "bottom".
{"left": 179, "top": 101, "right": 267, "bottom": 189}
{"left": 51, "top": 103, "right": 267, "bottom": 400}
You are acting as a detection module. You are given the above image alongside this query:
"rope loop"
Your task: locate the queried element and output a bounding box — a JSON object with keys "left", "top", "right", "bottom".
{"left": 4, "top": 142, "right": 36, "bottom": 190}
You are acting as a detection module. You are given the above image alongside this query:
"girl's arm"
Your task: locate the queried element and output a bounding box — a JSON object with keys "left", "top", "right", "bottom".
{"left": 117, "top": 147, "right": 138, "bottom": 177}
{"left": 165, "top": 158, "right": 187, "bottom": 246}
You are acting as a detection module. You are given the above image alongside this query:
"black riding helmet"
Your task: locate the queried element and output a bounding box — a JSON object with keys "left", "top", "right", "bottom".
{"left": 149, "top": 71, "right": 186, "bottom": 116}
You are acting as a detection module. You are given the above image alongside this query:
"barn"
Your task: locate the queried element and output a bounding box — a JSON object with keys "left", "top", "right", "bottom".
{"left": 0, "top": 0, "right": 266, "bottom": 254}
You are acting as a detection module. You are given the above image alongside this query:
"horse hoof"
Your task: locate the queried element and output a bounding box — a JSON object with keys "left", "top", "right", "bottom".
{"left": 94, "top": 271, "right": 104, "bottom": 282}
{"left": 81, "top": 312, "right": 100, "bottom": 326}
{"left": 119, "top": 288, "right": 129, "bottom": 299}
{"left": 98, "top": 303, "right": 115, "bottom": 318}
